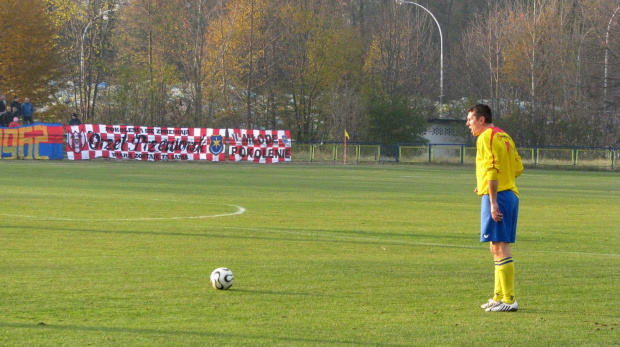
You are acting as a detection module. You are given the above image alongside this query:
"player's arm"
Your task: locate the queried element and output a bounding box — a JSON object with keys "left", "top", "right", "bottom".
{"left": 515, "top": 150, "right": 524, "bottom": 178}
{"left": 488, "top": 179, "right": 502, "bottom": 222}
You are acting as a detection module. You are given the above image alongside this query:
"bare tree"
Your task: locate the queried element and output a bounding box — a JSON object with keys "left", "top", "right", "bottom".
{"left": 366, "top": 0, "right": 437, "bottom": 100}
{"left": 76, "top": 0, "right": 119, "bottom": 123}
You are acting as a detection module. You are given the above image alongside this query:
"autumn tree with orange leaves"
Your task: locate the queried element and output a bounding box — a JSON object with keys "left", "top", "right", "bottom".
{"left": 0, "top": 0, "right": 63, "bottom": 104}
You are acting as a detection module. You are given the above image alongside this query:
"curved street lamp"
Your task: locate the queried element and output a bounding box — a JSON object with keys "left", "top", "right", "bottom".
{"left": 395, "top": 0, "right": 444, "bottom": 116}
{"left": 80, "top": 9, "right": 115, "bottom": 119}
{"left": 604, "top": 6, "right": 620, "bottom": 109}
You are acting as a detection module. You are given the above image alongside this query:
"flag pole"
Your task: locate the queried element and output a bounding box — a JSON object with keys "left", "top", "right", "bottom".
{"left": 344, "top": 131, "right": 347, "bottom": 164}
{"left": 344, "top": 129, "right": 350, "bottom": 164}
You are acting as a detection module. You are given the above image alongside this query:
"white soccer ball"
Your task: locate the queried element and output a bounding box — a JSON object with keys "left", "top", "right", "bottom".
{"left": 210, "top": 267, "right": 234, "bottom": 290}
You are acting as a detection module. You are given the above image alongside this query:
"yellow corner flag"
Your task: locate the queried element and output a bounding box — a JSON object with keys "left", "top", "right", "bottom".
{"left": 344, "top": 129, "right": 350, "bottom": 140}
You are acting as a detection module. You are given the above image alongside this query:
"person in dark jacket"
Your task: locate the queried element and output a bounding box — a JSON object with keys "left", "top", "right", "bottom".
{"left": 0, "top": 109, "right": 10, "bottom": 127}
{"left": 0, "top": 94, "right": 6, "bottom": 112}
{"left": 10, "top": 96, "right": 21, "bottom": 118}
{"left": 69, "top": 113, "right": 81, "bottom": 125}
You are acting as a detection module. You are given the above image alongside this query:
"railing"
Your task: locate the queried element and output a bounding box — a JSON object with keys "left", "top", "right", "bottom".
{"left": 292, "top": 142, "right": 619, "bottom": 169}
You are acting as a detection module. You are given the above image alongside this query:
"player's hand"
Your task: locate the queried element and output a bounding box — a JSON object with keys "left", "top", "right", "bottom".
{"left": 474, "top": 187, "right": 478, "bottom": 194}
{"left": 491, "top": 205, "right": 503, "bottom": 222}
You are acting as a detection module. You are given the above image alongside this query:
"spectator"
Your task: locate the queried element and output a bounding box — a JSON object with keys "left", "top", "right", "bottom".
{"left": 21, "top": 97, "right": 34, "bottom": 124}
{"left": 0, "top": 94, "right": 6, "bottom": 112}
{"left": 9, "top": 117, "right": 20, "bottom": 127}
{"left": 69, "top": 113, "right": 81, "bottom": 125}
{"left": 0, "top": 109, "right": 10, "bottom": 127}
{"left": 10, "top": 96, "right": 21, "bottom": 118}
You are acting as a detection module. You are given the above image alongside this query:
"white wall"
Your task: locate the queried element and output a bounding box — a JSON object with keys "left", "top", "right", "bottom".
{"left": 423, "top": 122, "right": 464, "bottom": 144}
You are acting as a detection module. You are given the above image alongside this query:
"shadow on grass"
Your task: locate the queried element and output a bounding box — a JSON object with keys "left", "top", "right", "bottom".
{"left": 0, "top": 321, "right": 408, "bottom": 346}
{"left": 0, "top": 222, "right": 482, "bottom": 251}
{"left": 231, "top": 288, "right": 328, "bottom": 297}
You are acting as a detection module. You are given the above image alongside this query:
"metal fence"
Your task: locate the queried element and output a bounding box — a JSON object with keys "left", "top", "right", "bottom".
{"left": 292, "top": 142, "right": 619, "bottom": 169}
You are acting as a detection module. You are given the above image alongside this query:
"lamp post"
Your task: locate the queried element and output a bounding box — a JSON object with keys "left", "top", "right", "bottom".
{"left": 604, "top": 6, "right": 620, "bottom": 109}
{"left": 395, "top": 0, "right": 444, "bottom": 116}
{"left": 80, "top": 9, "right": 114, "bottom": 119}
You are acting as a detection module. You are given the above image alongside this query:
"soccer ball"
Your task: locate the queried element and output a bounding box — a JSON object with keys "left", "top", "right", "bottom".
{"left": 210, "top": 267, "right": 234, "bottom": 290}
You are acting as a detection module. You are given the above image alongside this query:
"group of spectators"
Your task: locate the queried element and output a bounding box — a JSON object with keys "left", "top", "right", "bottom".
{"left": 0, "top": 94, "right": 82, "bottom": 127}
{"left": 0, "top": 94, "right": 34, "bottom": 127}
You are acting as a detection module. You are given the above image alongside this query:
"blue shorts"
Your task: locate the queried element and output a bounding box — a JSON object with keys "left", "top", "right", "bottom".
{"left": 480, "top": 190, "right": 519, "bottom": 243}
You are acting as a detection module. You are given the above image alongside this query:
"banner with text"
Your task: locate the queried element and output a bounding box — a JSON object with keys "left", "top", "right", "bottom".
{"left": 65, "top": 124, "right": 226, "bottom": 161}
{"left": 227, "top": 129, "right": 292, "bottom": 163}
{"left": 1, "top": 124, "right": 65, "bottom": 160}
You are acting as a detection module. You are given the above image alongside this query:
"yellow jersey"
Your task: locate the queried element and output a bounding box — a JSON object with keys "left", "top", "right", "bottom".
{"left": 476, "top": 127, "right": 523, "bottom": 197}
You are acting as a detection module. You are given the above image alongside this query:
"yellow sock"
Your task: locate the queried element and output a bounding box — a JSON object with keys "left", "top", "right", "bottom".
{"left": 493, "top": 261, "right": 503, "bottom": 302}
{"left": 497, "top": 257, "right": 515, "bottom": 304}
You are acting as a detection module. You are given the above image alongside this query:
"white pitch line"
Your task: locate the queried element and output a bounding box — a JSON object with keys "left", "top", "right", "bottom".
{"left": 2, "top": 210, "right": 617, "bottom": 258}
{"left": 0, "top": 205, "right": 246, "bottom": 222}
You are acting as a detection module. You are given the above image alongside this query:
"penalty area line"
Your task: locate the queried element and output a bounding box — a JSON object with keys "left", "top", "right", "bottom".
{"left": 0, "top": 205, "right": 246, "bottom": 222}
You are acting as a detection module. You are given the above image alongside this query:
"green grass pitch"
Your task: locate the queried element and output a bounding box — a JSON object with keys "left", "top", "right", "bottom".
{"left": 0, "top": 161, "right": 618, "bottom": 346}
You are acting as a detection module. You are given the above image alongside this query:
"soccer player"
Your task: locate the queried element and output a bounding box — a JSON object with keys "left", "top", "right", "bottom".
{"left": 466, "top": 104, "right": 523, "bottom": 312}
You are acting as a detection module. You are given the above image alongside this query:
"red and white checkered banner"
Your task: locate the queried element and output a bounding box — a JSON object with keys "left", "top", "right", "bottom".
{"left": 227, "top": 129, "right": 292, "bottom": 163}
{"left": 65, "top": 124, "right": 226, "bottom": 161}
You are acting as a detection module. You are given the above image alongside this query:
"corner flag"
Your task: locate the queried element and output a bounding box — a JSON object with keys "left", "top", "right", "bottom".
{"left": 344, "top": 129, "right": 350, "bottom": 164}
